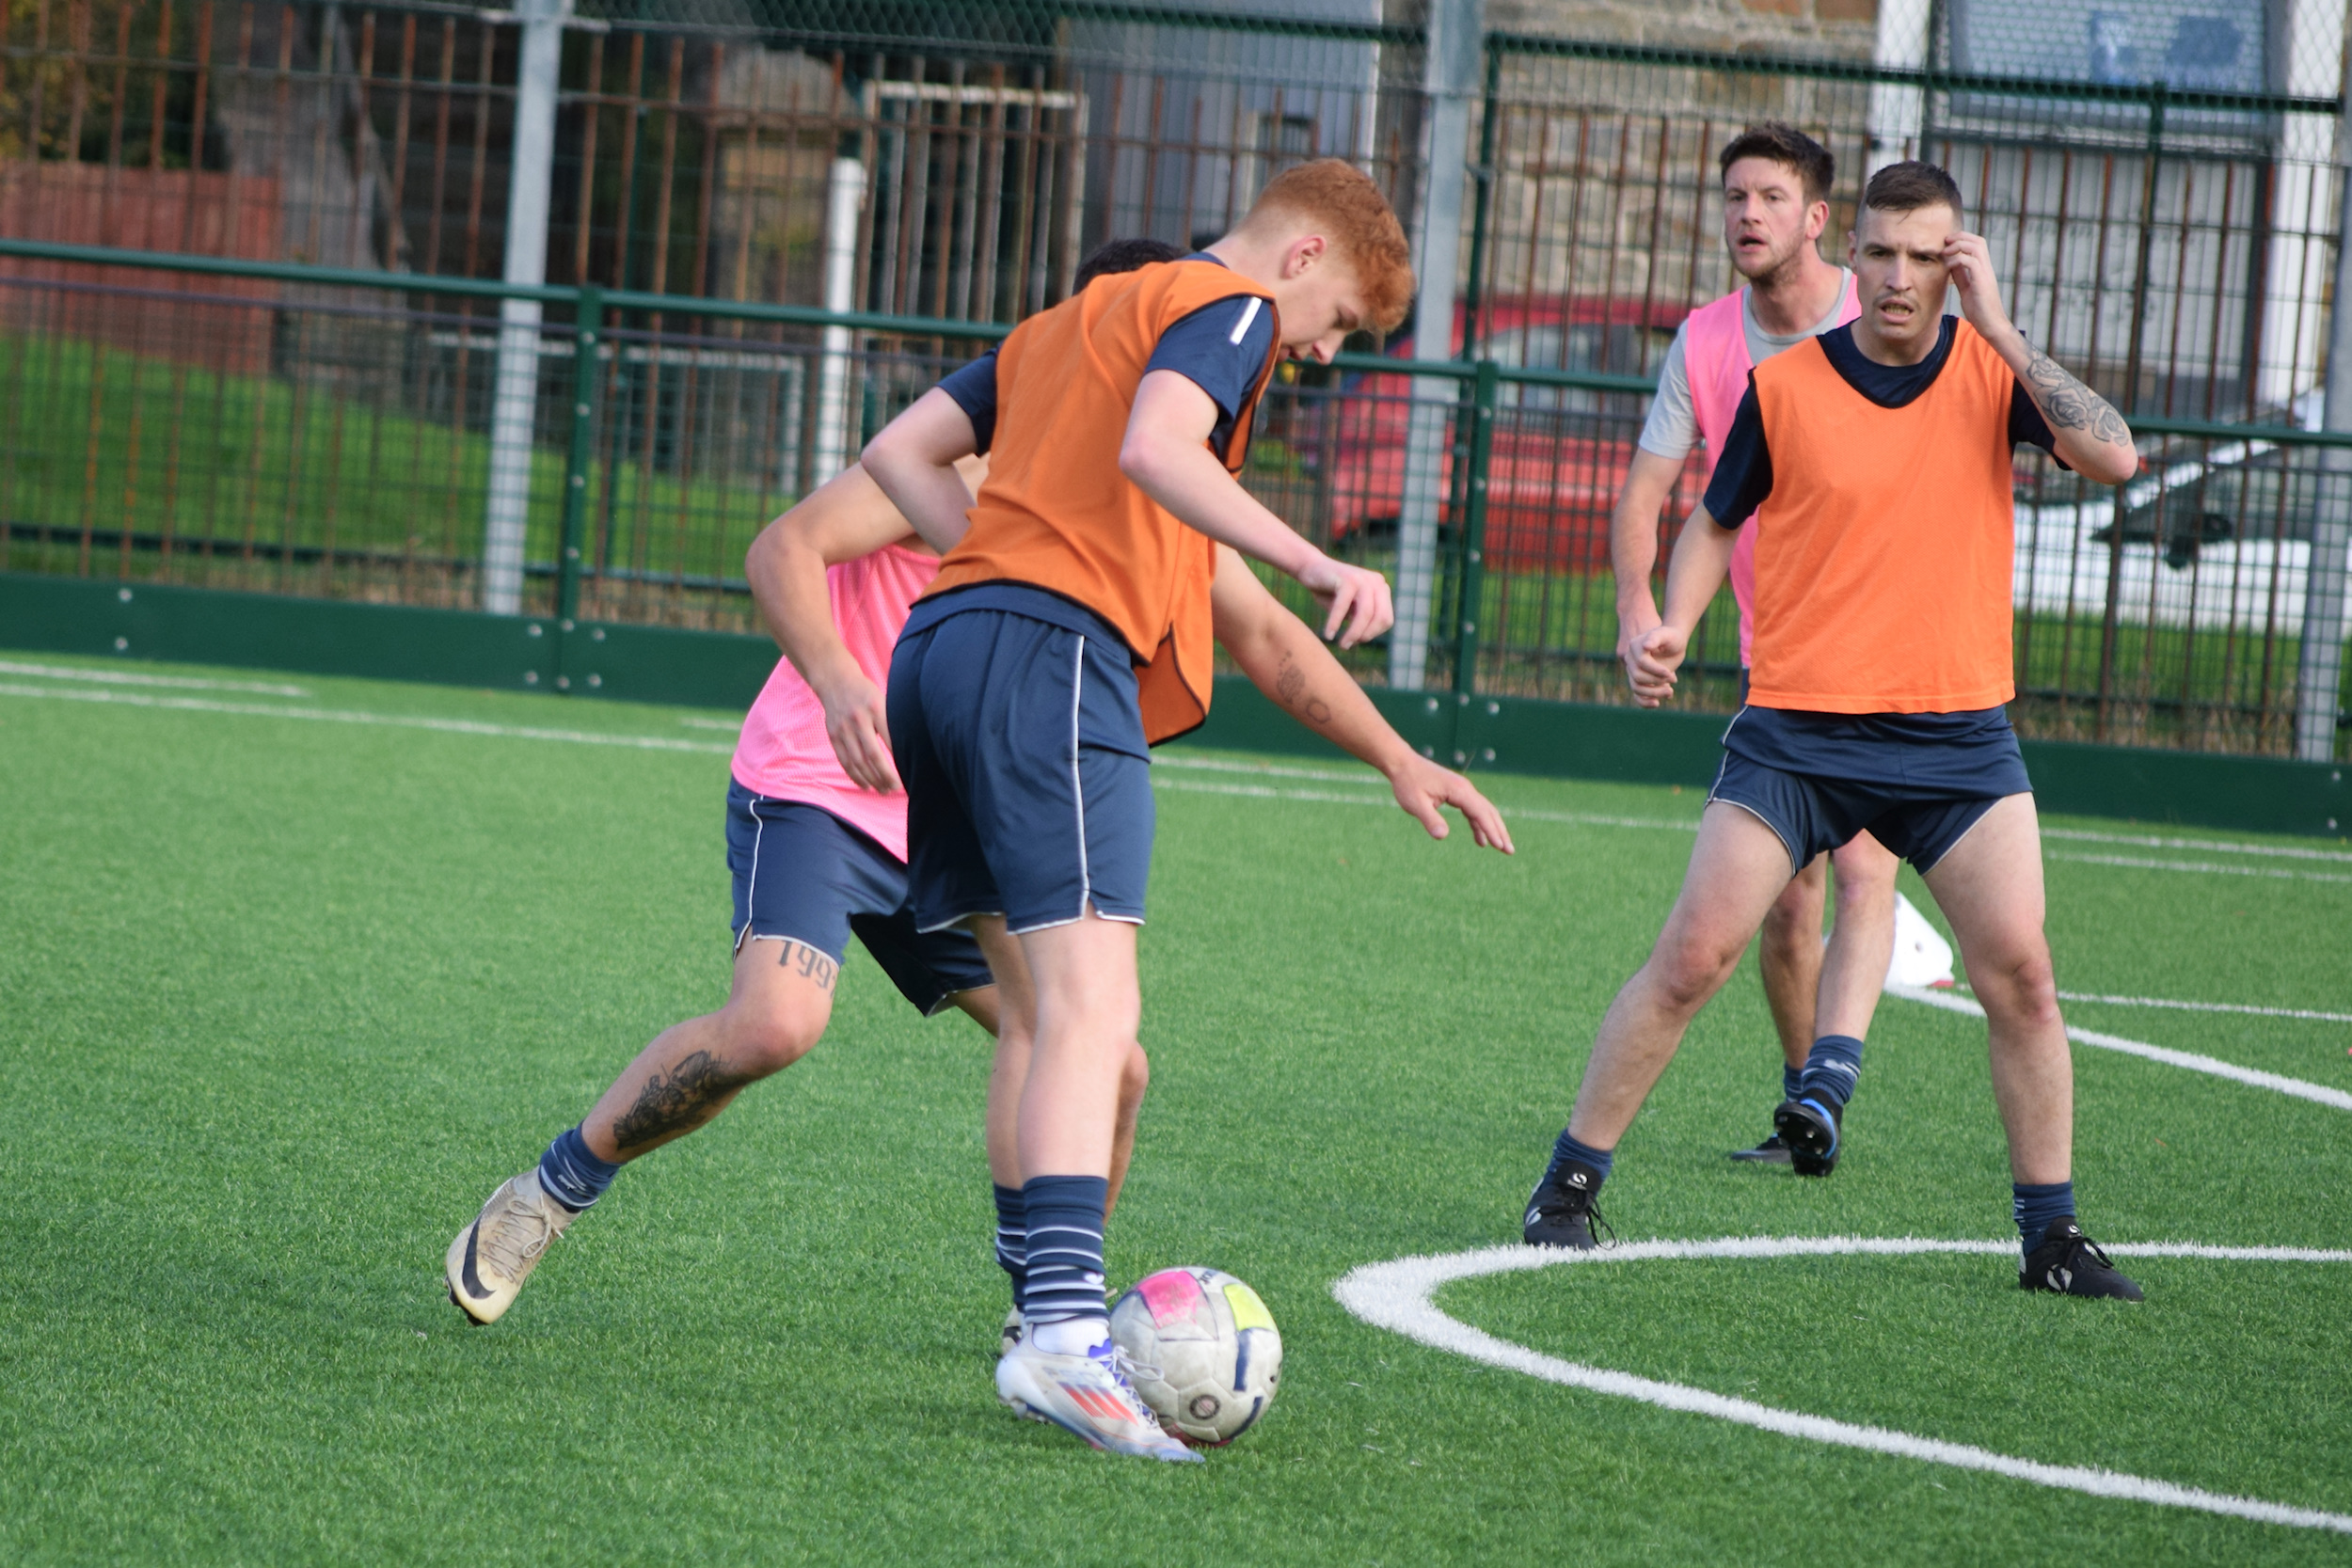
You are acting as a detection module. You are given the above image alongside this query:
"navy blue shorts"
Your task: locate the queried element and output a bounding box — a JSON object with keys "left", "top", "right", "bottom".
{"left": 1708, "top": 705, "right": 2032, "bottom": 875}
{"left": 725, "top": 783, "right": 994, "bottom": 1015}
{"left": 887, "top": 596, "right": 1154, "bottom": 935}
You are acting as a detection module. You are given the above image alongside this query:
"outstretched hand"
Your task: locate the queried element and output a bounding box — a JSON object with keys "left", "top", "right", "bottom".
{"left": 1297, "top": 555, "right": 1395, "bottom": 648}
{"left": 817, "top": 671, "right": 900, "bottom": 793}
{"left": 1387, "top": 752, "right": 1515, "bottom": 855}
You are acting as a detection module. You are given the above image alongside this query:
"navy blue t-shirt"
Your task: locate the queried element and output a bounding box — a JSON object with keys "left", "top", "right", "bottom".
{"left": 1702, "top": 317, "right": 2065, "bottom": 530}
{"left": 930, "top": 253, "right": 1277, "bottom": 463}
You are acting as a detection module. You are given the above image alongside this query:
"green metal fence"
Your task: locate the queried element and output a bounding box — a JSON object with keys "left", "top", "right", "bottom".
{"left": 0, "top": 235, "right": 2345, "bottom": 762}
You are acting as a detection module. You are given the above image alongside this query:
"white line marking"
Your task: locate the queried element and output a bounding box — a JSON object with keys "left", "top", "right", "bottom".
{"left": 676, "top": 715, "right": 741, "bottom": 733}
{"left": 2042, "top": 827, "right": 2352, "bottom": 865}
{"left": 0, "top": 682, "right": 735, "bottom": 756}
{"left": 1333, "top": 1237, "right": 2352, "bottom": 1535}
{"left": 2048, "top": 991, "right": 2352, "bottom": 1024}
{"left": 1152, "top": 774, "right": 1703, "bottom": 832}
{"left": 1157, "top": 754, "right": 1384, "bottom": 785}
{"left": 2049, "top": 851, "right": 2352, "bottom": 886}
{"left": 1886, "top": 985, "right": 2352, "bottom": 1111}
{"left": 0, "top": 657, "right": 310, "bottom": 697}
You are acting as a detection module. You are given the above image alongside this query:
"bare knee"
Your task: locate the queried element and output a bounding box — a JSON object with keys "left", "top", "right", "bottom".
{"left": 1972, "top": 945, "right": 2060, "bottom": 1031}
{"left": 717, "top": 1001, "right": 827, "bottom": 1079}
{"left": 1830, "top": 844, "right": 1899, "bottom": 919}
{"left": 1759, "top": 872, "right": 1822, "bottom": 955}
{"left": 1648, "top": 927, "right": 1746, "bottom": 1013}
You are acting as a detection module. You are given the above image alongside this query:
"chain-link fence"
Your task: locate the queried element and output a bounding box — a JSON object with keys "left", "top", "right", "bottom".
{"left": 1, "top": 0, "right": 2347, "bottom": 761}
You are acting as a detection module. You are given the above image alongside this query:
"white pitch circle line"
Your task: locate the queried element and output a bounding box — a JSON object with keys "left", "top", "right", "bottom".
{"left": 1333, "top": 1237, "right": 2352, "bottom": 1535}
{"left": 1886, "top": 985, "right": 2352, "bottom": 1112}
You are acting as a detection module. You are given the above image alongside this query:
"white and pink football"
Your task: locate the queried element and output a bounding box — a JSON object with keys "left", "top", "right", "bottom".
{"left": 1108, "top": 1265, "right": 1282, "bottom": 1446}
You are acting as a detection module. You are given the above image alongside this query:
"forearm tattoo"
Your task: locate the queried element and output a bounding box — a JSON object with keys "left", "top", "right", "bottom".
{"left": 612, "top": 1049, "right": 739, "bottom": 1150}
{"left": 773, "top": 938, "right": 837, "bottom": 991}
{"left": 1273, "top": 652, "right": 1334, "bottom": 725}
{"left": 2022, "top": 345, "right": 2131, "bottom": 445}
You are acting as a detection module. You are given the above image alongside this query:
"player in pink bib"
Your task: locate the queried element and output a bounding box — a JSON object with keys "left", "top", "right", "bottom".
{"left": 1605, "top": 123, "right": 1901, "bottom": 1171}
{"left": 445, "top": 242, "right": 1184, "bottom": 1332}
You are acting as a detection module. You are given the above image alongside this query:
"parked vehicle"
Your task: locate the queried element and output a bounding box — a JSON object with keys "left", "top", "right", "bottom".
{"left": 2013, "top": 394, "right": 2336, "bottom": 633}
{"left": 1314, "top": 298, "right": 1685, "bottom": 574}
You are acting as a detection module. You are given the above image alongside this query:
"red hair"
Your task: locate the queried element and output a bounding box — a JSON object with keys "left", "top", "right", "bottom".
{"left": 1240, "top": 159, "right": 1414, "bottom": 333}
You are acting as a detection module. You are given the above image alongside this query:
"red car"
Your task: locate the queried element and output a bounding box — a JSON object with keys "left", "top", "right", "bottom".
{"left": 1313, "top": 297, "right": 1694, "bottom": 575}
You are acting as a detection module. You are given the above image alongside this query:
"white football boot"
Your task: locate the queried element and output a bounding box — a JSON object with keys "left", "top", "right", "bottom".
{"left": 994, "top": 1330, "right": 1201, "bottom": 1462}
{"left": 999, "top": 1307, "right": 1025, "bottom": 1359}
{"left": 445, "top": 1167, "right": 578, "bottom": 1324}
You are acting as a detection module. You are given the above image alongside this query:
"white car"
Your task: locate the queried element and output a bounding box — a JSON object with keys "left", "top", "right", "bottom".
{"left": 2011, "top": 393, "right": 2344, "bottom": 633}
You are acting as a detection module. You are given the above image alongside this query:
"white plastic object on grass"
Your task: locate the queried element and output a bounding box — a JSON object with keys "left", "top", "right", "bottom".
{"left": 1883, "top": 891, "right": 1955, "bottom": 990}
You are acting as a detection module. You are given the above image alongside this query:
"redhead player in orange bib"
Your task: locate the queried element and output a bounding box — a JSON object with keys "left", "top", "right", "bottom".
{"left": 444, "top": 241, "right": 1186, "bottom": 1330}
{"left": 864, "top": 160, "right": 1513, "bottom": 1460}
{"left": 1612, "top": 123, "right": 1900, "bottom": 1172}
{"left": 1524, "top": 161, "right": 2148, "bottom": 1301}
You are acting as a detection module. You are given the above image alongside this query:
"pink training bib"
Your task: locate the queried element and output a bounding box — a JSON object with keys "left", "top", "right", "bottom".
{"left": 729, "top": 541, "right": 940, "bottom": 863}
{"left": 1682, "top": 276, "right": 1860, "bottom": 667}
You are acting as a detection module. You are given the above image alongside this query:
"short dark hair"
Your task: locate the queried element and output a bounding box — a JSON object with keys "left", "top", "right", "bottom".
{"left": 1863, "top": 160, "right": 1964, "bottom": 221}
{"left": 1073, "top": 236, "right": 1187, "bottom": 291}
{"left": 1717, "top": 122, "right": 1835, "bottom": 206}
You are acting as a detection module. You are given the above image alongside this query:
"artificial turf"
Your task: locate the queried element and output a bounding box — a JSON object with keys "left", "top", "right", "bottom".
{"left": 1, "top": 655, "right": 2346, "bottom": 1565}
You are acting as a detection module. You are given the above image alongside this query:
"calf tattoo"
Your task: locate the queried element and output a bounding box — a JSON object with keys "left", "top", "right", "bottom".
{"left": 612, "top": 1050, "right": 737, "bottom": 1150}
{"left": 774, "top": 939, "right": 838, "bottom": 990}
{"left": 2022, "top": 345, "right": 2130, "bottom": 445}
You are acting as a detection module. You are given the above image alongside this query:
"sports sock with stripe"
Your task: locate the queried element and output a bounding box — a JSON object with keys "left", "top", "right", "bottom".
{"left": 2013, "top": 1180, "right": 2075, "bottom": 1255}
{"left": 1020, "top": 1174, "right": 1110, "bottom": 1354}
{"left": 992, "top": 1182, "right": 1028, "bottom": 1311}
{"left": 1782, "top": 1064, "right": 1804, "bottom": 1102}
{"left": 537, "top": 1125, "right": 620, "bottom": 1212}
{"left": 1798, "top": 1034, "right": 1865, "bottom": 1110}
{"left": 1546, "top": 1129, "right": 1614, "bottom": 1185}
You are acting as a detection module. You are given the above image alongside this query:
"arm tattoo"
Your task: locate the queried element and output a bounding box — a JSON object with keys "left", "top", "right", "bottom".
{"left": 2021, "top": 345, "right": 2130, "bottom": 445}
{"left": 1273, "top": 653, "right": 1334, "bottom": 725}
{"left": 774, "top": 939, "right": 837, "bottom": 991}
{"left": 612, "top": 1049, "right": 740, "bottom": 1151}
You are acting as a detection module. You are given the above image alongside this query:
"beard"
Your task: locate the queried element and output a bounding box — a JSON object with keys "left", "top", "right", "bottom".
{"left": 1733, "top": 235, "right": 1809, "bottom": 289}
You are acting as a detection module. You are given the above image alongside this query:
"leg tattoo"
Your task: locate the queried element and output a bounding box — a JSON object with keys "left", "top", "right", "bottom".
{"left": 612, "top": 1050, "right": 740, "bottom": 1151}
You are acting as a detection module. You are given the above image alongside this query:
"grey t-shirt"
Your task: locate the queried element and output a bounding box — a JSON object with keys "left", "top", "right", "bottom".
{"left": 1636, "top": 269, "right": 1854, "bottom": 461}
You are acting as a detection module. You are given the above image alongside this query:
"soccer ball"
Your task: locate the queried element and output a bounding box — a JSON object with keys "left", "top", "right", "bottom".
{"left": 1108, "top": 1266, "right": 1282, "bottom": 1446}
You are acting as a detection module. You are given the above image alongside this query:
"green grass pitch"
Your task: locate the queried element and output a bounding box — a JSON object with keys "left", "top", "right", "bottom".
{"left": 1, "top": 656, "right": 2347, "bottom": 1564}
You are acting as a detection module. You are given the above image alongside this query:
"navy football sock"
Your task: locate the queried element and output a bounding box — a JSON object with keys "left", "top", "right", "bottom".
{"left": 1782, "top": 1064, "right": 1804, "bottom": 1102}
{"left": 1798, "top": 1034, "right": 1865, "bottom": 1111}
{"left": 2013, "top": 1180, "right": 2076, "bottom": 1254}
{"left": 537, "top": 1125, "right": 620, "bottom": 1212}
{"left": 1547, "top": 1129, "right": 1614, "bottom": 1185}
{"left": 992, "top": 1182, "right": 1028, "bottom": 1312}
{"left": 1020, "top": 1174, "right": 1110, "bottom": 1340}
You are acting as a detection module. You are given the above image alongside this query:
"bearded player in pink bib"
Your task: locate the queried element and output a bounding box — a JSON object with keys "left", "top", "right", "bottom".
{"left": 1602, "top": 123, "right": 1901, "bottom": 1178}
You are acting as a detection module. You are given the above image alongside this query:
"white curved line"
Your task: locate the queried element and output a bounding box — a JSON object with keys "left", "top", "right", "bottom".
{"left": 1333, "top": 1238, "right": 2352, "bottom": 1534}
{"left": 1887, "top": 985, "right": 2352, "bottom": 1112}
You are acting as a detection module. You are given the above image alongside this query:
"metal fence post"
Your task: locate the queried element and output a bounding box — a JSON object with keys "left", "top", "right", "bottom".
{"left": 482, "top": 0, "right": 570, "bottom": 616}
{"left": 2094, "top": 81, "right": 2165, "bottom": 742}
{"left": 1450, "top": 357, "right": 1498, "bottom": 718}
{"left": 555, "top": 287, "right": 603, "bottom": 642}
{"left": 1389, "top": 0, "right": 1485, "bottom": 692}
{"left": 2296, "top": 86, "right": 2352, "bottom": 762}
